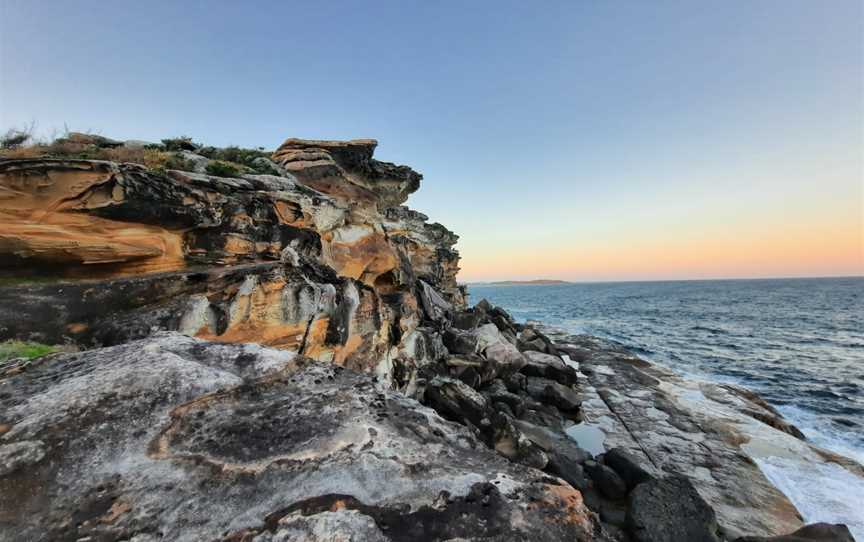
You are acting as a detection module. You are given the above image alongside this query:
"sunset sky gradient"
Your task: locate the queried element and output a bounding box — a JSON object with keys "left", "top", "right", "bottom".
{"left": 1, "top": 0, "right": 861, "bottom": 282}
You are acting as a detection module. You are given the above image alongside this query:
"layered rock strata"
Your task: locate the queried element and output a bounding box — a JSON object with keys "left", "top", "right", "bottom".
{"left": 0, "top": 139, "right": 464, "bottom": 378}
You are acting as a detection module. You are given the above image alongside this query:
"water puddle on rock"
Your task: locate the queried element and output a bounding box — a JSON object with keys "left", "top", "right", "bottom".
{"left": 565, "top": 422, "right": 606, "bottom": 456}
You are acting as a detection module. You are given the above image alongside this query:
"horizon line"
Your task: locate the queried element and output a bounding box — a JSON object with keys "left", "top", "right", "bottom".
{"left": 462, "top": 273, "right": 864, "bottom": 286}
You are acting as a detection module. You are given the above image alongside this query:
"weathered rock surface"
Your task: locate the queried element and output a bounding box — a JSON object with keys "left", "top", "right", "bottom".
{"left": 0, "top": 139, "right": 464, "bottom": 381}
{"left": 626, "top": 475, "right": 722, "bottom": 542}
{"left": 0, "top": 334, "right": 604, "bottom": 541}
{"left": 546, "top": 330, "right": 863, "bottom": 540}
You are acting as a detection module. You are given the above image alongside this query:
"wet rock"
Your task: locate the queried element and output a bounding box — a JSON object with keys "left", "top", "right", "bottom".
{"left": 565, "top": 332, "right": 807, "bottom": 538}
{"left": 513, "top": 419, "right": 592, "bottom": 464}
{"left": 627, "top": 475, "right": 721, "bottom": 542}
{"left": 734, "top": 523, "right": 855, "bottom": 542}
{"left": 604, "top": 447, "right": 654, "bottom": 491}
{"left": 585, "top": 460, "right": 628, "bottom": 500}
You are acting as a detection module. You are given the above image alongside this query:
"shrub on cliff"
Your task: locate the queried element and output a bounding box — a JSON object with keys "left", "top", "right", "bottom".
{"left": 1, "top": 130, "right": 30, "bottom": 149}
{"left": 161, "top": 136, "right": 198, "bottom": 151}
{"left": 205, "top": 160, "right": 243, "bottom": 178}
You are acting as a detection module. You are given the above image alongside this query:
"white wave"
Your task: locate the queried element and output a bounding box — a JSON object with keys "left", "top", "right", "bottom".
{"left": 755, "top": 456, "right": 864, "bottom": 541}
{"left": 777, "top": 404, "right": 864, "bottom": 466}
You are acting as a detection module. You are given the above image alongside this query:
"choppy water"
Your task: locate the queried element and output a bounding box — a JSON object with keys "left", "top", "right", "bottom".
{"left": 469, "top": 277, "right": 864, "bottom": 536}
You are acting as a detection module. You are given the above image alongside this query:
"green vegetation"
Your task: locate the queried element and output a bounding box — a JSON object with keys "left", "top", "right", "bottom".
{"left": 0, "top": 341, "right": 58, "bottom": 362}
{"left": 160, "top": 136, "right": 197, "bottom": 152}
{"left": 0, "top": 129, "right": 279, "bottom": 178}
{"left": 0, "top": 275, "right": 64, "bottom": 287}
{"left": 205, "top": 160, "right": 243, "bottom": 178}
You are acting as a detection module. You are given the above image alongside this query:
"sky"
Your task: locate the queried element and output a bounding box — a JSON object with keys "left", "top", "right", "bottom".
{"left": 1, "top": 0, "right": 862, "bottom": 282}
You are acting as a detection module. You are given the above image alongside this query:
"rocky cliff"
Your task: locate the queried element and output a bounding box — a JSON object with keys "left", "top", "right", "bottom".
{"left": 0, "top": 136, "right": 855, "bottom": 541}
{"left": 0, "top": 137, "right": 463, "bottom": 381}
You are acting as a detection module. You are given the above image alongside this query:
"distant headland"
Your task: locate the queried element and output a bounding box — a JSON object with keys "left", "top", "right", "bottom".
{"left": 474, "top": 279, "right": 571, "bottom": 286}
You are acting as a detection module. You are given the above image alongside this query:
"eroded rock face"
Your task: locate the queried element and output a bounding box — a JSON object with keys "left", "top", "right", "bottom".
{"left": 0, "top": 139, "right": 464, "bottom": 377}
{"left": 0, "top": 334, "right": 603, "bottom": 541}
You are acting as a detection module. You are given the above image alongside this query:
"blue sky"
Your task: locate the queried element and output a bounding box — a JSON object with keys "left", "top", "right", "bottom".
{"left": 2, "top": 1, "right": 861, "bottom": 281}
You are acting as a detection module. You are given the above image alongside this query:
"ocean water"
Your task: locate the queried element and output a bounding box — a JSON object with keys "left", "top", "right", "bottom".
{"left": 468, "top": 277, "right": 864, "bottom": 535}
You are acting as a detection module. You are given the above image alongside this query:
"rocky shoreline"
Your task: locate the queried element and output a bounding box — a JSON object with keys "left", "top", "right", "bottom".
{"left": 0, "top": 135, "right": 857, "bottom": 541}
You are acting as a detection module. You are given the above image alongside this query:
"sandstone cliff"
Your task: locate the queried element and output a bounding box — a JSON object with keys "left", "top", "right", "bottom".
{"left": 0, "top": 138, "right": 463, "bottom": 382}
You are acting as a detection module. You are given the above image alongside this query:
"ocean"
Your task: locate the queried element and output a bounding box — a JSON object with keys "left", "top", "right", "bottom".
{"left": 468, "top": 276, "right": 864, "bottom": 536}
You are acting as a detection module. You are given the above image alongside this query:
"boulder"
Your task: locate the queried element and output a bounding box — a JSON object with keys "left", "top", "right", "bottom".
{"left": 482, "top": 379, "right": 526, "bottom": 416}
{"left": 547, "top": 450, "right": 590, "bottom": 490}
{"left": 504, "top": 372, "right": 527, "bottom": 393}
{"left": 423, "top": 376, "right": 490, "bottom": 427}
{"left": 518, "top": 326, "right": 559, "bottom": 355}
{"left": 489, "top": 412, "right": 548, "bottom": 470}
{"left": 484, "top": 341, "right": 527, "bottom": 379}
{"left": 474, "top": 323, "right": 505, "bottom": 351}
{"left": 525, "top": 376, "right": 582, "bottom": 413}
{"left": 451, "top": 308, "right": 486, "bottom": 330}
{"left": 418, "top": 279, "right": 452, "bottom": 324}
{"left": 584, "top": 460, "right": 628, "bottom": 500}
{"left": 604, "top": 447, "right": 653, "bottom": 491}
{"left": 442, "top": 328, "right": 479, "bottom": 355}
{"left": 627, "top": 475, "right": 722, "bottom": 542}
{"left": 734, "top": 523, "right": 854, "bottom": 542}
{"left": 522, "top": 350, "right": 579, "bottom": 386}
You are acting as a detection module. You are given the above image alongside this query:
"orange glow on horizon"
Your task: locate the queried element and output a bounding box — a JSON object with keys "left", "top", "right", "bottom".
{"left": 458, "top": 219, "right": 864, "bottom": 283}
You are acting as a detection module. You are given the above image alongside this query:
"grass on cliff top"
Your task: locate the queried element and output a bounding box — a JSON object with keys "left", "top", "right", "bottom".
{"left": 1, "top": 129, "right": 277, "bottom": 177}
{"left": 0, "top": 341, "right": 58, "bottom": 363}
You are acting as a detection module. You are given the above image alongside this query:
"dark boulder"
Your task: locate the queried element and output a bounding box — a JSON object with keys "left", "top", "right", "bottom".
{"left": 604, "top": 447, "right": 654, "bottom": 491}
{"left": 489, "top": 412, "right": 548, "bottom": 470}
{"left": 504, "top": 372, "right": 527, "bottom": 393}
{"left": 442, "top": 328, "right": 479, "bottom": 355}
{"left": 525, "top": 376, "right": 582, "bottom": 413}
{"left": 585, "top": 460, "right": 628, "bottom": 500}
{"left": 451, "top": 308, "right": 486, "bottom": 330}
{"left": 522, "top": 350, "right": 579, "bottom": 386}
{"left": 546, "top": 450, "right": 590, "bottom": 490}
{"left": 734, "top": 523, "right": 854, "bottom": 542}
{"left": 626, "top": 475, "right": 721, "bottom": 542}
{"left": 482, "top": 379, "right": 526, "bottom": 417}
{"left": 424, "top": 376, "right": 489, "bottom": 428}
